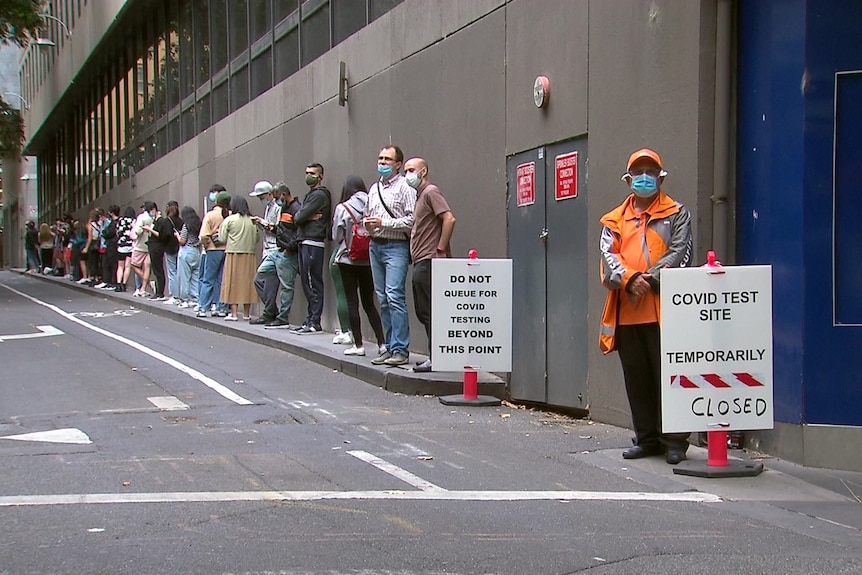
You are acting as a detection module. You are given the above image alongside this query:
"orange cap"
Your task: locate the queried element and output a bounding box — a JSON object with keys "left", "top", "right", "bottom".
{"left": 626, "top": 148, "right": 663, "bottom": 171}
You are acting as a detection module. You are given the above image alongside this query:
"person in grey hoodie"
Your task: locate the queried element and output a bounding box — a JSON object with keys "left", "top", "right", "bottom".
{"left": 332, "top": 176, "right": 385, "bottom": 356}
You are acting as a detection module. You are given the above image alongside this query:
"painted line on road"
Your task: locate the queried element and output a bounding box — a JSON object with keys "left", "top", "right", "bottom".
{"left": 0, "top": 324, "right": 64, "bottom": 342}
{"left": 0, "top": 489, "right": 723, "bottom": 507}
{"left": 348, "top": 450, "right": 446, "bottom": 492}
{"left": 147, "top": 396, "right": 190, "bottom": 411}
{"left": 0, "top": 283, "right": 253, "bottom": 406}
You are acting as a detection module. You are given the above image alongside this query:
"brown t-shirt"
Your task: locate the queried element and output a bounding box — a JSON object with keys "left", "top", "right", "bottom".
{"left": 410, "top": 183, "right": 451, "bottom": 263}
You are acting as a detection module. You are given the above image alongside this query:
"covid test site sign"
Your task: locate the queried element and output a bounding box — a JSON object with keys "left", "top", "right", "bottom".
{"left": 431, "top": 258, "right": 512, "bottom": 373}
{"left": 660, "top": 265, "right": 773, "bottom": 433}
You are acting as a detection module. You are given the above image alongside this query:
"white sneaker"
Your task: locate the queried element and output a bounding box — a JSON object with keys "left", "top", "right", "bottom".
{"left": 163, "top": 297, "right": 179, "bottom": 305}
{"left": 344, "top": 345, "right": 365, "bottom": 356}
{"left": 379, "top": 344, "right": 388, "bottom": 355}
{"left": 332, "top": 330, "right": 353, "bottom": 345}
{"left": 224, "top": 315, "right": 238, "bottom": 321}
{"left": 177, "top": 301, "right": 191, "bottom": 309}
{"left": 76, "top": 278, "right": 89, "bottom": 284}
{"left": 93, "top": 282, "right": 107, "bottom": 289}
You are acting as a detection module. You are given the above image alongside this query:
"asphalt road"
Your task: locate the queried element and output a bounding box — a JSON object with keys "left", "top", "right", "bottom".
{"left": 1, "top": 271, "right": 860, "bottom": 575}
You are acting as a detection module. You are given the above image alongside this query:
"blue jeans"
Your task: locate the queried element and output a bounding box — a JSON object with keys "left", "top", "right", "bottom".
{"left": 298, "top": 243, "right": 325, "bottom": 328}
{"left": 197, "top": 251, "right": 207, "bottom": 303}
{"left": 199, "top": 249, "right": 227, "bottom": 312}
{"left": 255, "top": 250, "right": 299, "bottom": 320}
{"left": 178, "top": 245, "right": 201, "bottom": 303}
{"left": 25, "top": 249, "right": 41, "bottom": 271}
{"left": 165, "top": 251, "right": 179, "bottom": 298}
{"left": 369, "top": 240, "right": 410, "bottom": 355}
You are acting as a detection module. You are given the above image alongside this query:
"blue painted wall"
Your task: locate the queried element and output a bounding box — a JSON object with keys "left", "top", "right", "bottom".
{"left": 738, "top": 0, "right": 862, "bottom": 425}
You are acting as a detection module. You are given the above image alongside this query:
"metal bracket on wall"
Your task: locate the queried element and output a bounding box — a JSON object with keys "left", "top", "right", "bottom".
{"left": 338, "top": 61, "right": 348, "bottom": 107}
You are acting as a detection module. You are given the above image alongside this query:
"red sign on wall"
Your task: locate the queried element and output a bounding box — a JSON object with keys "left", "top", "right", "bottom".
{"left": 516, "top": 162, "right": 536, "bottom": 207}
{"left": 555, "top": 151, "right": 578, "bottom": 201}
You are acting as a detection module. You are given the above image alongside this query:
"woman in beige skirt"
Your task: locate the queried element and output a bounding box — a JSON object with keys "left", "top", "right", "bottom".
{"left": 218, "top": 196, "right": 259, "bottom": 321}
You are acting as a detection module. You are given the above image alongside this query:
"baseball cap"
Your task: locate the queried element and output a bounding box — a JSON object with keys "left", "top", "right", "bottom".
{"left": 249, "top": 180, "right": 273, "bottom": 197}
{"left": 626, "top": 148, "right": 663, "bottom": 171}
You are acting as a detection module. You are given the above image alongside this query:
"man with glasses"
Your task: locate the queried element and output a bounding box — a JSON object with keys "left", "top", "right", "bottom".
{"left": 364, "top": 145, "right": 416, "bottom": 366}
{"left": 291, "top": 163, "right": 331, "bottom": 334}
{"left": 599, "top": 148, "right": 693, "bottom": 465}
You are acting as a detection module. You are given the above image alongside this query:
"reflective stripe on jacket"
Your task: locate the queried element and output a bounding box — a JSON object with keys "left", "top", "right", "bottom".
{"left": 598, "top": 191, "right": 692, "bottom": 354}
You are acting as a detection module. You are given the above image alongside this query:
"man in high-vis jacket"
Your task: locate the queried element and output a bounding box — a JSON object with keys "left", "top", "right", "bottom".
{"left": 599, "top": 148, "right": 693, "bottom": 465}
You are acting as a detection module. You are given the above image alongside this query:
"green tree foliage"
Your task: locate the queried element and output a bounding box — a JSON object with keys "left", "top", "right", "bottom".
{"left": 0, "top": 0, "right": 45, "bottom": 47}
{"left": 0, "top": 0, "right": 46, "bottom": 156}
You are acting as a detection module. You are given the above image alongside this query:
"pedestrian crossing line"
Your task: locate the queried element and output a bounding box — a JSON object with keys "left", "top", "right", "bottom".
{"left": 0, "top": 489, "right": 723, "bottom": 507}
{"left": 348, "top": 450, "right": 446, "bottom": 492}
{"left": 147, "top": 396, "right": 190, "bottom": 411}
{"left": 0, "top": 283, "right": 253, "bottom": 406}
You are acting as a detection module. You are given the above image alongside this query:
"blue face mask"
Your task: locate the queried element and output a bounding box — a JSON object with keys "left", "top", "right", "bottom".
{"left": 377, "top": 164, "right": 394, "bottom": 178}
{"left": 630, "top": 174, "right": 659, "bottom": 197}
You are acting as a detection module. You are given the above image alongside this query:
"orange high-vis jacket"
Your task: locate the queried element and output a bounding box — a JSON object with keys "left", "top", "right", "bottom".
{"left": 598, "top": 191, "right": 692, "bottom": 354}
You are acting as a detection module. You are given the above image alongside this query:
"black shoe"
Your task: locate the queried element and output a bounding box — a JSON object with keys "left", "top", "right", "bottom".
{"left": 665, "top": 449, "right": 687, "bottom": 465}
{"left": 622, "top": 445, "right": 662, "bottom": 460}
{"left": 249, "top": 316, "right": 273, "bottom": 325}
{"left": 264, "top": 318, "right": 292, "bottom": 329}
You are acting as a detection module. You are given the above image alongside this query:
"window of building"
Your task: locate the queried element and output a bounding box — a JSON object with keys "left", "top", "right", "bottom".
{"left": 332, "top": 0, "right": 366, "bottom": 44}
{"left": 230, "top": 0, "right": 249, "bottom": 61}
{"left": 300, "top": 0, "right": 330, "bottom": 66}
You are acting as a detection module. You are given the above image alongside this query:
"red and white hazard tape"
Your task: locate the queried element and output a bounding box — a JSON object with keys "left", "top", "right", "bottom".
{"left": 670, "top": 373, "right": 765, "bottom": 389}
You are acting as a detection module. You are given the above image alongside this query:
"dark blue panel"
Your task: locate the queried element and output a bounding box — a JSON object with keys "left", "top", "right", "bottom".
{"left": 737, "top": 0, "right": 806, "bottom": 423}
{"left": 833, "top": 73, "right": 862, "bottom": 324}
{"left": 801, "top": 0, "right": 862, "bottom": 424}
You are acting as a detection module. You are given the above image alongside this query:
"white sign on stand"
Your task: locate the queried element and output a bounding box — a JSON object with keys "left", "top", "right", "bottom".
{"left": 431, "top": 259, "right": 512, "bottom": 372}
{"left": 660, "top": 265, "right": 773, "bottom": 433}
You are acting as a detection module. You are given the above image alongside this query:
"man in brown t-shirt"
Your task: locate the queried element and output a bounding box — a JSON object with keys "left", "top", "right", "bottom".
{"left": 405, "top": 158, "right": 457, "bottom": 372}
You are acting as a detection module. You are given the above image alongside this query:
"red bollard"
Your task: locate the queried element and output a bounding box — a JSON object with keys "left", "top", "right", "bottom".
{"left": 707, "top": 430, "right": 729, "bottom": 467}
{"left": 462, "top": 369, "right": 478, "bottom": 401}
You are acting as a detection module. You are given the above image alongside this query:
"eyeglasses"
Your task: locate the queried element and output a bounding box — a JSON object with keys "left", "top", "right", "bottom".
{"left": 628, "top": 168, "right": 662, "bottom": 178}
{"left": 378, "top": 156, "right": 396, "bottom": 163}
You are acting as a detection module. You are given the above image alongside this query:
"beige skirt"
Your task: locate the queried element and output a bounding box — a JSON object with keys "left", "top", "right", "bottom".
{"left": 220, "top": 252, "right": 258, "bottom": 304}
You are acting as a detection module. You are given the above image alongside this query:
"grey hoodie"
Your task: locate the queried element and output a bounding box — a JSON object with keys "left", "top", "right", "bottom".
{"left": 332, "top": 191, "right": 370, "bottom": 265}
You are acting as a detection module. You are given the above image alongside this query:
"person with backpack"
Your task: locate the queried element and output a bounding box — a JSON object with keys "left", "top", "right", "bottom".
{"left": 263, "top": 183, "right": 301, "bottom": 329}
{"left": 332, "top": 176, "right": 385, "bottom": 356}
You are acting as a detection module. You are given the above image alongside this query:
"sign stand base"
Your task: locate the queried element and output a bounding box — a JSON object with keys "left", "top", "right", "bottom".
{"left": 439, "top": 369, "right": 501, "bottom": 407}
{"left": 673, "top": 430, "right": 764, "bottom": 478}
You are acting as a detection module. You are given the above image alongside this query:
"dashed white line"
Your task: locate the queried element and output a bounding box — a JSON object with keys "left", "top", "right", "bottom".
{"left": 348, "top": 450, "right": 446, "bottom": 492}
{"left": 0, "top": 283, "right": 253, "bottom": 406}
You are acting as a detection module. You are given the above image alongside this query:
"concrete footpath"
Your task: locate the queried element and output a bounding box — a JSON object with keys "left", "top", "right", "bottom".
{"left": 17, "top": 269, "right": 506, "bottom": 400}
{"left": 12, "top": 269, "right": 862, "bottom": 538}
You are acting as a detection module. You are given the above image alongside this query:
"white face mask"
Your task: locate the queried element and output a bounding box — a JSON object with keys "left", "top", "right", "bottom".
{"left": 405, "top": 171, "right": 422, "bottom": 188}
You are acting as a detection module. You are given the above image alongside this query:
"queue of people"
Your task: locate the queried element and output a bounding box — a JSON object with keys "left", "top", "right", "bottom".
{"left": 26, "top": 145, "right": 457, "bottom": 374}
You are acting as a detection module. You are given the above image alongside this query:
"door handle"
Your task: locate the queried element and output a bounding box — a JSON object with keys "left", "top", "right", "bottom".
{"left": 538, "top": 228, "right": 549, "bottom": 243}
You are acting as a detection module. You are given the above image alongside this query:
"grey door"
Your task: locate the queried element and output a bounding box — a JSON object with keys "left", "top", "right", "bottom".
{"left": 507, "top": 138, "right": 588, "bottom": 410}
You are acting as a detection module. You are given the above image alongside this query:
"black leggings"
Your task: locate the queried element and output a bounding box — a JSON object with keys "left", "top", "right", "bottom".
{"left": 338, "top": 263, "right": 385, "bottom": 347}
{"left": 86, "top": 249, "right": 100, "bottom": 279}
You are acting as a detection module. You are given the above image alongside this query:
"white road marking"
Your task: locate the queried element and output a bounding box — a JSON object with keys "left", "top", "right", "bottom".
{"left": 0, "top": 324, "right": 64, "bottom": 342}
{"left": 0, "top": 283, "right": 253, "bottom": 406}
{"left": 147, "top": 396, "right": 190, "bottom": 411}
{"left": 1, "top": 428, "right": 92, "bottom": 444}
{"left": 0, "top": 489, "right": 723, "bottom": 507}
{"left": 348, "top": 450, "right": 446, "bottom": 492}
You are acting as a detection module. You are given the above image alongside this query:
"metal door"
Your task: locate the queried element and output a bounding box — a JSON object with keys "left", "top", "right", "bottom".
{"left": 507, "top": 138, "right": 589, "bottom": 410}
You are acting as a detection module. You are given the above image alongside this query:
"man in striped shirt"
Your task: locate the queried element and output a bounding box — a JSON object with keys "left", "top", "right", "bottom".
{"left": 364, "top": 145, "right": 416, "bottom": 366}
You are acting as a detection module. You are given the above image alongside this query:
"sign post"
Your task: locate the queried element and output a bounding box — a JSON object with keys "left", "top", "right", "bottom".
{"left": 433, "top": 251, "right": 511, "bottom": 406}
{"left": 661, "top": 261, "right": 773, "bottom": 478}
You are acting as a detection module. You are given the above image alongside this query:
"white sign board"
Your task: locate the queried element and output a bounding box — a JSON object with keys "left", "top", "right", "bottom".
{"left": 431, "top": 259, "right": 512, "bottom": 372}
{"left": 660, "top": 265, "right": 773, "bottom": 433}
